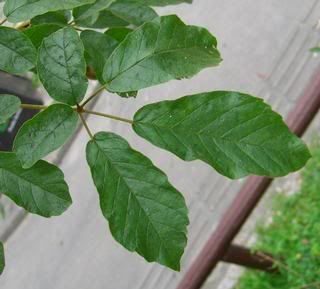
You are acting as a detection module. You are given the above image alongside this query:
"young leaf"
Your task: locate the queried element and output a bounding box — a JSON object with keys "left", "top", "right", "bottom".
{"left": 4, "top": 0, "right": 95, "bottom": 23}
{"left": 133, "top": 91, "right": 311, "bottom": 179}
{"left": 86, "top": 132, "right": 188, "bottom": 270}
{"left": 0, "top": 27, "right": 37, "bottom": 74}
{"left": 0, "top": 242, "right": 4, "bottom": 275}
{"left": 103, "top": 15, "right": 221, "bottom": 92}
{"left": 23, "top": 24, "right": 63, "bottom": 49}
{"left": 81, "top": 30, "right": 119, "bottom": 83}
{"left": 108, "top": 0, "right": 158, "bottom": 26}
{"left": 37, "top": 27, "right": 88, "bottom": 106}
{"left": 31, "top": 11, "right": 71, "bottom": 26}
{"left": 0, "top": 94, "right": 21, "bottom": 124}
{"left": 14, "top": 104, "right": 78, "bottom": 169}
{"left": 0, "top": 152, "right": 72, "bottom": 218}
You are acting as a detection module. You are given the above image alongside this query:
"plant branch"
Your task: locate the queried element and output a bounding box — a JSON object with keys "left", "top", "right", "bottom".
{"left": 0, "top": 18, "right": 7, "bottom": 26}
{"left": 20, "top": 104, "right": 48, "bottom": 110}
{"left": 82, "top": 109, "right": 134, "bottom": 125}
{"left": 81, "top": 85, "right": 107, "bottom": 108}
{"left": 78, "top": 111, "right": 94, "bottom": 139}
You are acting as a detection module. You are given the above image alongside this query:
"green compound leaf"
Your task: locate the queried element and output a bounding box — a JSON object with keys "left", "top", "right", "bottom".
{"left": 103, "top": 15, "right": 221, "bottom": 92}
{"left": 108, "top": 0, "right": 158, "bottom": 26}
{"left": 0, "top": 152, "right": 72, "bottom": 218}
{"left": 0, "top": 94, "right": 21, "bottom": 124}
{"left": 86, "top": 132, "right": 188, "bottom": 270}
{"left": 81, "top": 30, "right": 119, "bottom": 83}
{"left": 4, "top": 0, "right": 95, "bottom": 23}
{"left": 0, "top": 242, "right": 4, "bottom": 275}
{"left": 23, "top": 24, "right": 63, "bottom": 49}
{"left": 0, "top": 27, "right": 37, "bottom": 74}
{"left": 133, "top": 91, "right": 311, "bottom": 179}
{"left": 14, "top": 104, "right": 78, "bottom": 169}
{"left": 37, "top": 27, "right": 88, "bottom": 105}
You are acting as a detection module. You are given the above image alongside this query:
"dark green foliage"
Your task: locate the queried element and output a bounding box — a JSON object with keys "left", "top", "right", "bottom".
{"left": 14, "top": 104, "right": 79, "bottom": 168}
{"left": 0, "top": 152, "right": 72, "bottom": 218}
{"left": 86, "top": 132, "right": 188, "bottom": 270}
{"left": 37, "top": 27, "right": 88, "bottom": 105}
{"left": 0, "top": 94, "right": 21, "bottom": 124}
{"left": 133, "top": 91, "right": 310, "bottom": 179}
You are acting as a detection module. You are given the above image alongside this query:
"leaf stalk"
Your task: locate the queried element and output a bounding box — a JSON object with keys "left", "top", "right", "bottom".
{"left": 20, "top": 104, "right": 48, "bottom": 110}
{"left": 80, "top": 85, "right": 107, "bottom": 108}
{"left": 82, "top": 109, "right": 133, "bottom": 125}
{"left": 78, "top": 111, "right": 94, "bottom": 139}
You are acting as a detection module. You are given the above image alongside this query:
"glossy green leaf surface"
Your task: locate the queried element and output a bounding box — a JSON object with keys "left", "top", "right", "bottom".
{"left": 0, "top": 27, "right": 37, "bottom": 74}
{"left": 73, "top": 0, "right": 113, "bottom": 23}
{"left": 0, "top": 94, "right": 21, "bottom": 124}
{"left": 81, "top": 30, "right": 119, "bottom": 83}
{"left": 14, "top": 104, "right": 78, "bottom": 169}
{"left": 108, "top": 0, "right": 158, "bottom": 26}
{"left": 105, "top": 27, "right": 132, "bottom": 42}
{"left": 133, "top": 91, "right": 311, "bottom": 179}
{"left": 4, "top": 0, "right": 95, "bottom": 22}
{"left": 37, "top": 27, "right": 88, "bottom": 105}
{"left": 74, "top": 9, "right": 128, "bottom": 28}
{"left": 24, "top": 24, "right": 63, "bottom": 49}
{"left": 0, "top": 242, "right": 4, "bottom": 275}
{"left": 103, "top": 15, "right": 221, "bottom": 92}
{"left": 0, "top": 152, "right": 72, "bottom": 217}
{"left": 31, "top": 11, "right": 71, "bottom": 26}
{"left": 86, "top": 132, "right": 188, "bottom": 270}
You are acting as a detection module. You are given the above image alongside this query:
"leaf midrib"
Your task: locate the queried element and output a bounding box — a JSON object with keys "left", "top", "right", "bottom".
{"left": 0, "top": 166, "right": 69, "bottom": 203}
{"left": 0, "top": 39, "right": 34, "bottom": 66}
{"left": 106, "top": 20, "right": 219, "bottom": 85}
{"left": 94, "top": 141, "right": 175, "bottom": 256}
{"left": 16, "top": 107, "right": 74, "bottom": 164}
{"left": 139, "top": 120, "right": 289, "bottom": 151}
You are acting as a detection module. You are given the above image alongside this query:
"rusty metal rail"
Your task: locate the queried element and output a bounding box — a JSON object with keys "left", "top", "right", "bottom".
{"left": 177, "top": 69, "right": 320, "bottom": 289}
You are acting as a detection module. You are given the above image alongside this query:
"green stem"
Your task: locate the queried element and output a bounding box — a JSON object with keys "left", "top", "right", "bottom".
{"left": 78, "top": 112, "right": 94, "bottom": 139}
{"left": 21, "top": 103, "right": 133, "bottom": 125}
{"left": 82, "top": 109, "right": 134, "bottom": 125}
{"left": 20, "top": 104, "right": 48, "bottom": 110}
{"left": 81, "top": 85, "right": 107, "bottom": 108}
{"left": 0, "top": 18, "right": 7, "bottom": 26}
